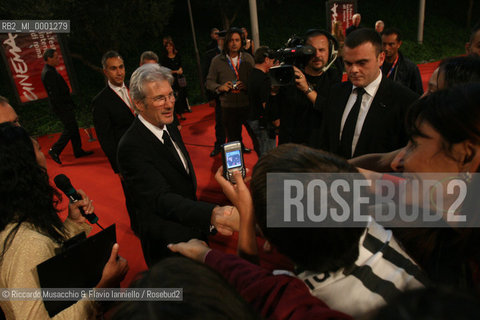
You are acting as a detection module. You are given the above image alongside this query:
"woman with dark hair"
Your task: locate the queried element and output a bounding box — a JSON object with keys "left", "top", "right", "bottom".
{"left": 0, "top": 123, "right": 128, "bottom": 319}
{"left": 437, "top": 55, "right": 480, "bottom": 90}
{"left": 241, "top": 27, "right": 254, "bottom": 56}
{"left": 161, "top": 39, "right": 190, "bottom": 121}
{"left": 390, "top": 83, "right": 480, "bottom": 291}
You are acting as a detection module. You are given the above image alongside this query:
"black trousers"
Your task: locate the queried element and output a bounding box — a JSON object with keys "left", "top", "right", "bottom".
{"left": 214, "top": 96, "right": 226, "bottom": 149}
{"left": 120, "top": 177, "right": 139, "bottom": 234}
{"left": 51, "top": 106, "right": 83, "bottom": 156}
{"left": 222, "top": 106, "right": 256, "bottom": 147}
{"left": 174, "top": 85, "right": 188, "bottom": 115}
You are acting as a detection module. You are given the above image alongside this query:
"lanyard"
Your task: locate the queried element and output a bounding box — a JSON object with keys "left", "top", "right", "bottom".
{"left": 385, "top": 55, "right": 399, "bottom": 78}
{"left": 227, "top": 54, "right": 241, "bottom": 80}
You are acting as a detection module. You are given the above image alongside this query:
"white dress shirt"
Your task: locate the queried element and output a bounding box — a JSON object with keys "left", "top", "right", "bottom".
{"left": 340, "top": 71, "right": 382, "bottom": 155}
{"left": 138, "top": 115, "right": 189, "bottom": 174}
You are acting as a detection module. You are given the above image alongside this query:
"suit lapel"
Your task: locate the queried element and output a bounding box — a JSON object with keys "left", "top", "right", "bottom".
{"left": 106, "top": 86, "right": 134, "bottom": 115}
{"left": 353, "top": 78, "right": 389, "bottom": 157}
{"left": 134, "top": 118, "right": 190, "bottom": 177}
{"left": 167, "top": 124, "right": 197, "bottom": 188}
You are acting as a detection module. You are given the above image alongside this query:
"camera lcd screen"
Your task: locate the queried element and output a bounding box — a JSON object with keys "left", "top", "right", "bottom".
{"left": 226, "top": 150, "right": 242, "bottom": 169}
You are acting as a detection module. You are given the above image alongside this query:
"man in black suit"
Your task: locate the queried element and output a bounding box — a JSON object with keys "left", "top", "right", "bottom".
{"left": 92, "top": 51, "right": 136, "bottom": 230}
{"left": 346, "top": 13, "right": 362, "bottom": 36}
{"left": 117, "top": 63, "right": 239, "bottom": 266}
{"left": 93, "top": 51, "right": 134, "bottom": 173}
{"left": 313, "top": 28, "right": 419, "bottom": 159}
{"left": 41, "top": 49, "right": 92, "bottom": 164}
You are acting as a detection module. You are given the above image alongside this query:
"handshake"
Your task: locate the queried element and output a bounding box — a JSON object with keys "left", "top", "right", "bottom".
{"left": 170, "top": 166, "right": 257, "bottom": 260}
{"left": 209, "top": 166, "right": 252, "bottom": 236}
{"left": 211, "top": 205, "right": 239, "bottom": 236}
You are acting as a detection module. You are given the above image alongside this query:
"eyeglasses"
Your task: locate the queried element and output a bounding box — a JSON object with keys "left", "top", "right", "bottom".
{"left": 146, "top": 92, "right": 175, "bottom": 106}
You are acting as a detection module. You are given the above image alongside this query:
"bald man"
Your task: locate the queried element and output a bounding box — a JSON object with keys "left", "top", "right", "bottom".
{"left": 346, "top": 13, "right": 362, "bottom": 36}
{"left": 0, "top": 96, "right": 19, "bottom": 126}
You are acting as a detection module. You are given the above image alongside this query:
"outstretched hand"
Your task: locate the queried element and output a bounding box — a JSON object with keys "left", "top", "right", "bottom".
{"left": 211, "top": 205, "right": 239, "bottom": 235}
{"left": 168, "top": 239, "right": 211, "bottom": 262}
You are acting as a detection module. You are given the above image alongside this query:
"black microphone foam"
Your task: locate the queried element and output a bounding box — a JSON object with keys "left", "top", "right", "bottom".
{"left": 54, "top": 174, "right": 99, "bottom": 224}
{"left": 54, "top": 174, "right": 77, "bottom": 197}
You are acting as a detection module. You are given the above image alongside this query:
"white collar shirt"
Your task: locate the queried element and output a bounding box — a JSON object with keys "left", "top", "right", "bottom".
{"left": 138, "top": 114, "right": 189, "bottom": 174}
{"left": 340, "top": 71, "right": 383, "bottom": 155}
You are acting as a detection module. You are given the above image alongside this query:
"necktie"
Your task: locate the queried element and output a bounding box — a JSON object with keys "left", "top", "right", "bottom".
{"left": 339, "top": 87, "right": 366, "bottom": 158}
{"left": 162, "top": 130, "right": 185, "bottom": 171}
{"left": 120, "top": 87, "right": 133, "bottom": 111}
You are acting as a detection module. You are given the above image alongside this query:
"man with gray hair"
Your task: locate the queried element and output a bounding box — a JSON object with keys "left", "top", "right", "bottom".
{"left": 139, "top": 51, "right": 159, "bottom": 66}
{"left": 346, "top": 13, "right": 362, "bottom": 36}
{"left": 375, "top": 20, "right": 384, "bottom": 34}
{"left": 117, "top": 63, "right": 239, "bottom": 266}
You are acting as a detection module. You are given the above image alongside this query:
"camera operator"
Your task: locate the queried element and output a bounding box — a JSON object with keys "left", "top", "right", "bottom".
{"left": 277, "top": 29, "right": 343, "bottom": 145}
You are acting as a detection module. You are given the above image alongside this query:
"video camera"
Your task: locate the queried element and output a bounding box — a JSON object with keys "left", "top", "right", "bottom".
{"left": 216, "top": 30, "right": 227, "bottom": 38}
{"left": 269, "top": 35, "right": 315, "bottom": 86}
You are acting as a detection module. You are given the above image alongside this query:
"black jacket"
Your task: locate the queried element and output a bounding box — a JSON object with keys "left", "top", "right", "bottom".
{"left": 382, "top": 51, "right": 424, "bottom": 95}
{"left": 41, "top": 64, "right": 74, "bottom": 111}
{"left": 117, "top": 117, "right": 215, "bottom": 263}
{"left": 92, "top": 86, "right": 135, "bottom": 173}
{"left": 277, "top": 66, "right": 342, "bottom": 145}
{"left": 312, "top": 76, "right": 419, "bottom": 158}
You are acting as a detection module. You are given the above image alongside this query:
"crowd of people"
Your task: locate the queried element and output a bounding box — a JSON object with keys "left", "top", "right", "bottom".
{"left": 1, "top": 13, "right": 480, "bottom": 319}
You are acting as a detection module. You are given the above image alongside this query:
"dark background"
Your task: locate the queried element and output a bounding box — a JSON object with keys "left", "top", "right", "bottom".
{"left": 1, "top": 0, "right": 478, "bottom": 135}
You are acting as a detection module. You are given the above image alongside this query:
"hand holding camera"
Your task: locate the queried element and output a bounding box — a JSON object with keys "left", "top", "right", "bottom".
{"left": 293, "top": 66, "right": 309, "bottom": 92}
{"left": 231, "top": 80, "right": 245, "bottom": 93}
{"left": 218, "top": 81, "right": 233, "bottom": 93}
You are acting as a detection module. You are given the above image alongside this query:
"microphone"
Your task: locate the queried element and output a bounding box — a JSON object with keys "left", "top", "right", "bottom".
{"left": 54, "top": 174, "right": 101, "bottom": 227}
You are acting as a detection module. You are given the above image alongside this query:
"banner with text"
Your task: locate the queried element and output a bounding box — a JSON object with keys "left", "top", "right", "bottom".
{"left": 326, "top": 0, "right": 357, "bottom": 34}
{"left": 0, "top": 32, "right": 73, "bottom": 104}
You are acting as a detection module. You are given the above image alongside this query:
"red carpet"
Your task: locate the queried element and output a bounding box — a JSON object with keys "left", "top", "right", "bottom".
{"left": 37, "top": 61, "right": 437, "bottom": 287}
{"left": 38, "top": 103, "right": 289, "bottom": 287}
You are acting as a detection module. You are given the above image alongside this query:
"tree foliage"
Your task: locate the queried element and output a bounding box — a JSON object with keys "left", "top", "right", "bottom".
{"left": 0, "top": 0, "right": 175, "bottom": 71}
{"left": 191, "top": 0, "right": 247, "bottom": 29}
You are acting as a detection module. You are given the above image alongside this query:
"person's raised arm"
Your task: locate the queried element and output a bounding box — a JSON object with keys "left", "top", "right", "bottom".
{"left": 215, "top": 167, "right": 258, "bottom": 263}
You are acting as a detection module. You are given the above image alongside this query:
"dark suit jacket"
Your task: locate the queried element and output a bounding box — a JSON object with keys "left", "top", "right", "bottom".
{"left": 41, "top": 64, "right": 74, "bottom": 112}
{"left": 117, "top": 117, "right": 215, "bottom": 261}
{"left": 92, "top": 86, "right": 135, "bottom": 173}
{"left": 313, "top": 76, "right": 419, "bottom": 158}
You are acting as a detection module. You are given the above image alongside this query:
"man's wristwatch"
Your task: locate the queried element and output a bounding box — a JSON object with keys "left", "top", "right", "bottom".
{"left": 304, "top": 86, "right": 314, "bottom": 95}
